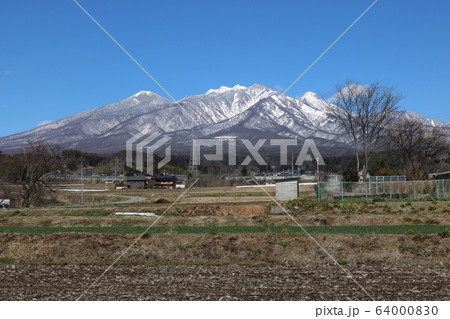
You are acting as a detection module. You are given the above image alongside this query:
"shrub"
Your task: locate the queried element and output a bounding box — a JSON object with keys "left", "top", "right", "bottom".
{"left": 247, "top": 252, "right": 257, "bottom": 259}
{"left": 382, "top": 205, "right": 392, "bottom": 213}
{"left": 288, "top": 198, "right": 317, "bottom": 210}
{"left": 398, "top": 244, "right": 411, "bottom": 252}
{"left": 0, "top": 257, "right": 15, "bottom": 264}
{"left": 413, "top": 233, "right": 429, "bottom": 241}
{"left": 400, "top": 202, "right": 412, "bottom": 208}
{"left": 340, "top": 203, "right": 358, "bottom": 212}
{"left": 425, "top": 219, "right": 440, "bottom": 225}
{"left": 9, "top": 211, "right": 27, "bottom": 217}
{"left": 337, "top": 258, "right": 348, "bottom": 265}
{"left": 341, "top": 169, "right": 359, "bottom": 182}
{"left": 438, "top": 229, "right": 450, "bottom": 238}
{"left": 279, "top": 241, "right": 291, "bottom": 248}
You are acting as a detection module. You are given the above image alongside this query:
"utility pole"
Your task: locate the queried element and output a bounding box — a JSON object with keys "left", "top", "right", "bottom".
{"left": 112, "top": 157, "right": 119, "bottom": 177}
{"left": 316, "top": 157, "right": 320, "bottom": 183}
{"left": 80, "top": 160, "right": 84, "bottom": 205}
{"left": 188, "top": 150, "right": 198, "bottom": 176}
{"left": 291, "top": 153, "right": 294, "bottom": 176}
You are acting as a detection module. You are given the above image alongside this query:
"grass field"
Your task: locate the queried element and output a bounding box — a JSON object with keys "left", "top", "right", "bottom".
{"left": 0, "top": 225, "right": 448, "bottom": 235}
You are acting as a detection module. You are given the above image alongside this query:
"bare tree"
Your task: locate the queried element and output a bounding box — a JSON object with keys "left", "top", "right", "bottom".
{"left": 388, "top": 119, "right": 450, "bottom": 180}
{"left": 0, "top": 151, "right": 15, "bottom": 204}
{"left": 8, "top": 141, "right": 61, "bottom": 207}
{"left": 327, "top": 81, "right": 402, "bottom": 180}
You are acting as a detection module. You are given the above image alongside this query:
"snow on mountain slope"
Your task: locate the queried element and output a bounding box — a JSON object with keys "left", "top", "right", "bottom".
{"left": 393, "top": 110, "right": 450, "bottom": 129}
{"left": 0, "top": 91, "right": 172, "bottom": 149}
{"left": 0, "top": 84, "right": 448, "bottom": 153}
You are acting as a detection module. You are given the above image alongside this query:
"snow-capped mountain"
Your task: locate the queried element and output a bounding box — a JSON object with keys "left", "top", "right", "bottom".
{"left": 392, "top": 110, "right": 450, "bottom": 129}
{"left": 0, "top": 84, "right": 448, "bottom": 155}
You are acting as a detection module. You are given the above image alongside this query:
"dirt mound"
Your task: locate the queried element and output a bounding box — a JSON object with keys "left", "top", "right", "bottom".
{"left": 154, "top": 198, "right": 172, "bottom": 204}
{"left": 173, "top": 204, "right": 269, "bottom": 216}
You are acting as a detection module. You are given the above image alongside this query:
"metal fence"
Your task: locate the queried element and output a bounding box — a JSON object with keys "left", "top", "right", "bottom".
{"left": 317, "top": 179, "right": 450, "bottom": 202}
{"left": 369, "top": 176, "right": 406, "bottom": 182}
{"left": 54, "top": 175, "right": 125, "bottom": 181}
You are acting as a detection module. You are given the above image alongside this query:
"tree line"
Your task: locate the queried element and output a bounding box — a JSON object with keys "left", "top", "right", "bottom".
{"left": 0, "top": 143, "right": 123, "bottom": 207}
{"left": 327, "top": 80, "right": 449, "bottom": 181}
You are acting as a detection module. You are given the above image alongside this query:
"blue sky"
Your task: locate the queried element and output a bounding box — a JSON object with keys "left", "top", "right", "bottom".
{"left": 1, "top": 0, "right": 449, "bottom": 137}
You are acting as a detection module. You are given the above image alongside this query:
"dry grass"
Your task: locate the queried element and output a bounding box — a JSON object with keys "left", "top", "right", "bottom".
{"left": 1, "top": 185, "right": 448, "bottom": 268}
{"left": 0, "top": 233, "right": 448, "bottom": 267}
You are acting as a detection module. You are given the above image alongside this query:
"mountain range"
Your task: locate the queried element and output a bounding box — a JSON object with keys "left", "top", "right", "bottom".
{"left": 0, "top": 84, "right": 448, "bottom": 156}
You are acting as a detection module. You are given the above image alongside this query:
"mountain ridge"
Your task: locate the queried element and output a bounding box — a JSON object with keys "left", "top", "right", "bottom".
{"left": 0, "top": 84, "right": 448, "bottom": 154}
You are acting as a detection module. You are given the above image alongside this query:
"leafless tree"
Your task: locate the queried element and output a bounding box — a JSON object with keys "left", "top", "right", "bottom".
{"left": 0, "top": 152, "right": 15, "bottom": 204}
{"left": 327, "top": 81, "right": 402, "bottom": 180}
{"left": 9, "top": 141, "right": 61, "bottom": 207}
{"left": 388, "top": 119, "right": 450, "bottom": 180}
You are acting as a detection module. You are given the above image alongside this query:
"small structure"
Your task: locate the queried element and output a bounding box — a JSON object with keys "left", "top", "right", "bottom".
{"left": 126, "top": 177, "right": 148, "bottom": 189}
{"left": 175, "top": 182, "right": 186, "bottom": 189}
{"left": 147, "top": 175, "right": 177, "bottom": 189}
{"left": 275, "top": 178, "right": 299, "bottom": 200}
{"left": 0, "top": 198, "right": 15, "bottom": 208}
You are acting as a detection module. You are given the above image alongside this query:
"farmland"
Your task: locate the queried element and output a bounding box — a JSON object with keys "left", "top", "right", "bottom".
{"left": 0, "top": 185, "right": 449, "bottom": 300}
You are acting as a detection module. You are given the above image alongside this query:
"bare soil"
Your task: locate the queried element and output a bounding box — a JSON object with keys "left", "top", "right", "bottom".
{"left": 173, "top": 204, "right": 270, "bottom": 217}
{"left": 154, "top": 198, "right": 172, "bottom": 204}
{"left": 0, "top": 264, "right": 448, "bottom": 300}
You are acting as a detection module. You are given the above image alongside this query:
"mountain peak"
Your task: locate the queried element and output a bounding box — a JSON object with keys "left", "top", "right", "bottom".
{"left": 301, "top": 91, "right": 319, "bottom": 100}
{"left": 248, "top": 83, "right": 272, "bottom": 91}
{"left": 132, "top": 90, "right": 158, "bottom": 97}
{"left": 206, "top": 84, "right": 246, "bottom": 95}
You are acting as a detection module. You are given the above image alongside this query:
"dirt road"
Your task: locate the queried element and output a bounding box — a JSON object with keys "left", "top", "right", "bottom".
{"left": 106, "top": 194, "right": 147, "bottom": 204}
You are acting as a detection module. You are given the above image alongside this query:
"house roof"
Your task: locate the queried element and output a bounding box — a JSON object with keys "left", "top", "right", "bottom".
{"left": 126, "top": 177, "right": 148, "bottom": 182}
{"left": 146, "top": 175, "right": 177, "bottom": 182}
{"left": 153, "top": 176, "right": 177, "bottom": 182}
{"left": 275, "top": 178, "right": 299, "bottom": 183}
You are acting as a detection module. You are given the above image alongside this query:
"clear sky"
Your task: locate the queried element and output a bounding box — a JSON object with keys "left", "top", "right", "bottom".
{"left": 1, "top": 0, "right": 449, "bottom": 137}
